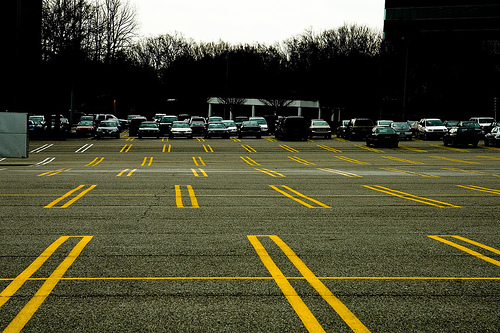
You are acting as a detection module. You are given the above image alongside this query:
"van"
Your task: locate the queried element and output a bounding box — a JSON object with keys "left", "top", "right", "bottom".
{"left": 275, "top": 116, "right": 308, "bottom": 141}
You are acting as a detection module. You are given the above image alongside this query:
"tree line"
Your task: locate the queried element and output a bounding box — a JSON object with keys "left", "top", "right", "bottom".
{"left": 37, "top": 0, "right": 500, "bottom": 122}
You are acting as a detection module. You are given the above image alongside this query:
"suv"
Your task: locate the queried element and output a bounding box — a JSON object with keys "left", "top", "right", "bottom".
{"left": 309, "top": 119, "right": 331, "bottom": 139}
{"left": 418, "top": 118, "right": 447, "bottom": 140}
{"left": 345, "top": 118, "right": 374, "bottom": 140}
{"left": 469, "top": 117, "right": 496, "bottom": 133}
{"left": 275, "top": 116, "right": 308, "bottom": 141}
{"left": 95, "top": 120, "right": 120, "bottom": 139}
{"left": 443, "top": 124, "right": 481, "bottom": 147}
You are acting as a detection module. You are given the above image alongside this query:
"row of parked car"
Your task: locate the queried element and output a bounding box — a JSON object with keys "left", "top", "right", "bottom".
{"left": 337, "top": 117, "right": 499, "bottom": 148}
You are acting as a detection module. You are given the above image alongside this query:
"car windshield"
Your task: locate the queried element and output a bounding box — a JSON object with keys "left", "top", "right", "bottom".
{"left": 243, "top": 121, "right": 258, "bottom": 126}
{"left": 312, "top": 121, "right": 329, "bottom": 126}
{"left": 78, "top": 121, "right": 93, "bottom": 126}
{"left": 458, "top": 128, "right": 475, "bottom": 133}
{"left": 376, "top": 127, "right": 396, "bottom": 134}
{"left": 100, "top": 122, "right": 116, "bottom": 127}
{"left": 478, "top": 118, "right": 495, "bottom": 123}
{"left": 250, "top": 118, "right": 267, "bottom": 124}
{"left": 172, "top": 122, "right": 189, "bottom": 128}
{"left": 223, "top": 121, "right": 236, "bottom": 127}
{"left": 209, "top": 123, "right": 225, "bottom": 129}
{"left": 161, "top": 117, "right": 177, "bottom": 123}
{"left": 209, "top": 117, "right": 223, "bottom": 122}
{"left": 140, "top": 123, "right": 158, "bottom": 128}
{"left": 191, "top": 122, "right": 204, "bottom": 126}
{"left": 392, "top": 122, "right": 409, "bottom": 129}
{"left": 356, "top": 119, "right": 373, "bottom": 126}
{"left": 426, "top": 120, "right": 443, "bottom": 126}
{"left": 378, "top": 121, "right": 392, "bottom": 126}
{"left": 461, "top": 122, "right": 480, "bottom": 127}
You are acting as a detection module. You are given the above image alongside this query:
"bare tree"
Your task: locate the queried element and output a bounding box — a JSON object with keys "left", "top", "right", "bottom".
{"left": 100, "top": 0, "right": 138, "bottom": 63}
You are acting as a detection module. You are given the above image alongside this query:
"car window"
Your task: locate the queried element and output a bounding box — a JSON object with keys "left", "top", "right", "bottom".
{"left": 173, "top": 122, "right": 189, "bottom": 128}
{"left": 426, "top": 120, "right": 443, "bottom": 126}
{"left": 313, "top": 121, "right": 329, "bottom": 126}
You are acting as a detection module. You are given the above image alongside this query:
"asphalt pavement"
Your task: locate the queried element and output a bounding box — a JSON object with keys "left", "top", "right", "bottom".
{"left": 1, "top": 134, "right": 499, "bottom": 332}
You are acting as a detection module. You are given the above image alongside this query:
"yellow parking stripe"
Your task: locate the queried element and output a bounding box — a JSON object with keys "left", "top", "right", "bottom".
{"left": 364, "top": 185, "right": 461, "bottom": 208}
{"left": 430, "top": 156, "right": 479, "bottom": 164}
{"left": 399, "top": 145, "right": 427, "bottom": 153}
{"left": 335, "top": 156, "right": 370, "bottom": 165}
{"left": 444, "top": 168, "right": 500, "bottom": 177}
{"left": 241, "top": 156, "right": 260, "bottom": 166}
{"left": 241, "top": 145, "right": 257, "bottom": 152}
{"left": 318, "top": 168, "right": 362, "bottom": 177}
{"left": 381, "top": 168, "right": 438, "bottom": 178}
{"left": 429, "top": 235, "right": 500, "bottom": 267}
{"left": 457, "top": 185, "right": 500, "bottom": 195}
{"left": 255, "top": 168, "right": 285, "bottom": 177}
{"left": 270, "top": 185, "right": 330, "bottom": 208}
{"left": 382, "top": 156, "right": 424, "bottom": 164}
{"left": 317, "top": 144, "right": 341, "bottom": 153}
{"left": 288, "top": 156, "right": 315, "bottom": 165}
{"left": 279, "top": 145, "right": 299, "bottom": 152}
{"left": 175, "top": 185, "right": 199, "bottom": 208}
{"left": 355, "top": 144, "right": 383, "bottom": 153}
{"left": 44, "top": 185, "right": 97, "bottom": 208}
{"left": 203, "top": 145, "right": 213, "bottom": 152}
{"left": 3, "top": 236, "right": 93, "bottom": 333}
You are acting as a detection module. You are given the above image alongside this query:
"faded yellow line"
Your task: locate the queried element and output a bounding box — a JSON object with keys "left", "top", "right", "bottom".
{"left": 430, "top": 156, "right": 479, "bottom": 164}
{"left": 444, "top": 168, "right": 500, "bottom": 177}
{"left": 399, "top": 145, "right": 427, "bottom": 153}
{"left": 382, "top": 156, "right": 424, "bottom": 164}
{"left": 3, "top": 236, "right": 93, "bottom": 333}
{"left": 247, "top": 236, "right": 326, "bottom": 333}
{"left": 430, "top": 144, "right": 469, "bottom": 152}
{"left": 44, "top": 185, "right": 85, "bottom": 208}
{"left": 241, "top": 156, "right": 260, "bottom": 166}
{"left": 335, "top": 156, "right": 370, "bottom": 165}
{"left": 381, "top": 168, "right": 438, "bottom": 178}
{"left": 364, "top": 185, "right": 461, "bottom": 208}
{"left": 355, "top": 144, "right": 383, "bottom": 153}
{"left": 457, "top": 185, "right": 500, "bottom": 195}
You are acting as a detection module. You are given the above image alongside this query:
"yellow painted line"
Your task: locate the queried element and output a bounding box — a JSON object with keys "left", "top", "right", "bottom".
{"left": 126, "top": 137, "right": 134, "bottom": 141}
{"left": 317, "top": 144, "right": 341, "bottom": 153}
{"left": 255, "top": 168, "right": 285, "bottom": 177}
{"left": 270, "top": 185, "right": 330, "bottom": 208}
{"left": 191, "top": 168, "right": 208, "bottom": 177}
{"left": 318, "top": 168, "right": 362, "bottom": 177}
{"left": 355, "top": 144, "right": 384, "bottom": 153}
{"left": 381, "top": 168, "right": 438, "bottom": 178}
{"left": 288, "top": 156, "right": 315, "bottom": 165}
{"left": 241, "top": 145, "right": 257, "bottom": 152}
{"left": 481, "top": 146, "right": 500, "bottom": 151}
{"left": 44, "top": 185, "right": 85, "bottom": 208}
{"left": 37, "top": 169, "right": 72, "bottom": 177}
{"left": 429, "top": 235, "right": 500, "bottom": 267}
{"left": 247, "top": 236, "right": 326, "bottom": 333}
{"left": 477, "top": 155, "right": 500, "bottom": 161}
{"left": 333, "top": 137, "right": 349, "bottom": 142}
{"left": 85, "top": 157, "right": 104, "bottom": 166}
{"left": 270, "top": 235, "right": 371, "bottom": 333}
{"left": 264, "top": 137, "right": 278, "bottom": 142}
{"left": 430, "top": 156, "right": 479, "bottom": 164}
{"left": 175, "top": 185, "right": 199, "bottom": 208}
{"left": 203, "top": 145, "right": 213, "bottom": 152}
{"left": 279, "top": 145, "right": 299, "bottom": 152}
{"left": 127, "top": 169, "right": 137, "bottom": 177}
{"left": 457, "top": 185, "right": 500, "bottom": 195}
{"left": 335, "top": 156, "right": 370, "bottom": 165}
{"left": 3, "top": 236, "right": 92, "bottom": 333}
{"left": 196, "top": 138, "right": 205, "bottom": 142}
{"left": 162, "top": 144, "right": 171, "bottom": 152}
{"left": 231, "top": 138, "right": 241, "bottom": 142}
{"left": 382, "top": 156, "right": 424, "bottom": 164}
{"left": 241, "top": 156, "right": 260, "bottom": 166}
{"left": 85, "top": 157, "right": 99, "bottom": 166}
{"left": 120, "top": 144, "right": 132, "bottom": 152}
{"left": 430, "top": 144, "right": 469, "bottom": 152}
{"left": 0, "top": 236, "right": 69, "bottom": 308}
{"left": 117, "top": 169, "right": 129, "bottom": 177}
{"left": 364, "top": 185, "right": 461, "bottom": 208}
{"left": 444, "top": 168, "right": 500, "bottom": 177}
{"left": 141, "top": 157, "right": 153, "bottom": 166}
{"left": 193, "top": 157, "right": 205, "bottom": 166}
{"left": 60, "top": 185, "right": 97, "bottom": 208}
{"left": 399, "top": 145, "right": 427, "bottom": 153}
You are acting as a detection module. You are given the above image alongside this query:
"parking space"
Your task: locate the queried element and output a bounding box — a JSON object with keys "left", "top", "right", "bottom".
{"left": 1, "top": 137, "right": 499, "bottom": 332}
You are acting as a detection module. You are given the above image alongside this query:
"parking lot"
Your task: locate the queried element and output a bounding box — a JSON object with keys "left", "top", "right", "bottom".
{"left": 1, "top": 134, "right": 499, "bottom": 332}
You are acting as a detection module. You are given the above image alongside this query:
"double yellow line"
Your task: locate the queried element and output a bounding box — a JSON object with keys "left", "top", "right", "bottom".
{"left": 270, "top": 185, "right": 330, "bottom": 208}
{"left": 317, "top": 144, "right": 341, "bottom": 153}
{"left": 364, "top": 185, "right": 460, "bottom": 208}
{"left": 429, "top": 235, "right": 500, "bottom": 267}
{"left": 0, "top": 236, "right": 92, "bottom": 332}
{"left": 241, "top": 156, "right": 259, "bottom": 165}
{"left": 85, "top": 157, "right": 104, "bottom": 166}
{"left": 248, "top": 235, "right": 370, "bottom": 333}
{"left": 280, "top": 144, "right": 299, "bottom": 152}
{"left": 288, "top": 156, "right": 315, "bottom": 165}
{"left": 37, "top": 168, "right": 72, "bottom": 177}
{"left": 241, "top": 144, "right": 256, "bottom": 152}
{"left": 255, "top": 168, "right": 285, "bottom": 177}
{"left": 45, "top": 185, "right": 96, "bottom": 208}
{"left": 457, "top": 185, "right": 500, "bottom": 195}
{"left": 175, "top": 185, "right": 199, "bottom": 208}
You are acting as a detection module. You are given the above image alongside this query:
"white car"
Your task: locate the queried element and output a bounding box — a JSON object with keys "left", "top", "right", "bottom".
{"left": 418, "top": 118, "right": 448, "bottom": 140}
{"left": 222, "top": 120, "right": 238, "bottom": 136}
{"left": 308, "top": 119, "right": 331, "bottom": 139}
{"left": 169, "top": 121, "right": 193, "bottom": 139}
{"left": 376, "top": 120, "right": 393, "bottom": 127}
{"left": 249, "top": 117, "right": 268, "bottom": 134}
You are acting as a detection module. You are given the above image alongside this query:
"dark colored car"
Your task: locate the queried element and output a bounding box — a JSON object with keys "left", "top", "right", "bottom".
{"left": 129, "top": 116, "right": 147, "bottom": 136}
{"left": 443, "top": 123, "right": 482, "bottom": 147}
{"left": 138, "top": 121, "right": 160, "bottom": 139}
{"left": 484, "top": 126, "right": 500, "bottom": 147}
{"left": 95, "top": 120, "right": 120, "bottom": 139}
{"left": 158, "top": 115, "right": 178, "bottom": 135}
{"left": 443, "top": 120, "right": 460, "bottom": 129}
{"left": 238, "top": 121, "right": 262, "bottom": 139}
{"left": 336, "top": 120, "right": 350, "bottom": 138}
{"left": 234, "top": 116, "right": 249, "bottom": 128}
{"left": 345, "top": 118, "right": 374, "bottom": 140}
{"left": 205, "top": 122, "right": 229, "bottom": 139}
{"left": 275, "top": 116, "right": 308, "bottom": 141}
{"left": 366, "top": 126, "right": 399, "bottom": 148}
{"left": 190, "top": 121, "right": 207, "bottom": 137}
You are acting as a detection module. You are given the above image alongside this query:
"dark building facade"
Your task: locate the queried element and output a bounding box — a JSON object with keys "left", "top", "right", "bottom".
{"left": 384, "top": 1, "right": 500, "bottom": 41}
